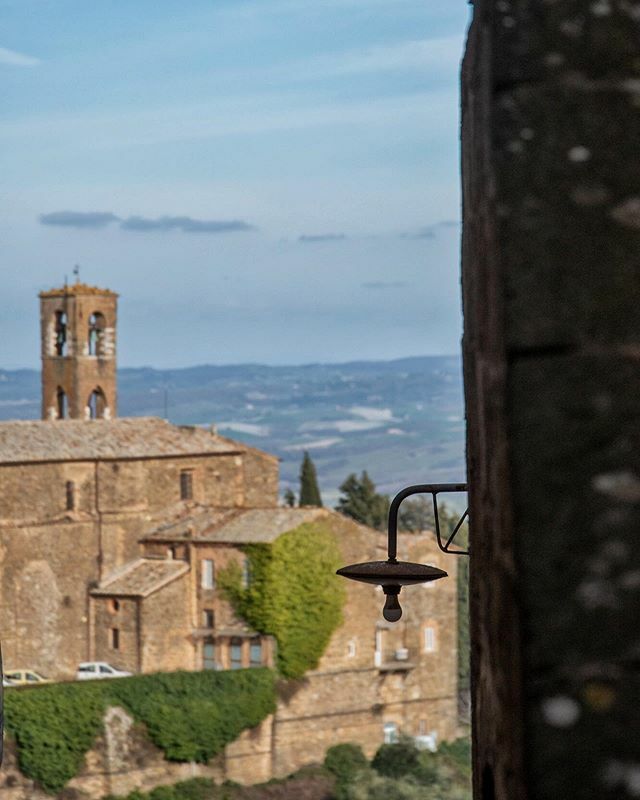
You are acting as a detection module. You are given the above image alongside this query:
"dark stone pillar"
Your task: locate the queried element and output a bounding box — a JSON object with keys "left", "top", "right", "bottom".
{"left": 461, "top": 3, "right": 640, "bottom": 799}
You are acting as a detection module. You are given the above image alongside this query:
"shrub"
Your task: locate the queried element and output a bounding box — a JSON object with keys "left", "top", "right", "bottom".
{"left": 219, "top": 522, "right": 345, "bottom": 678}
{"left": 4, "top": 669, "right": 276, "bottom": 794}
{"left": 324, "top": 743, "right": 368, "bottom": 785}
{"left": 371, "top": 741, "right": 419, "bottom": 779}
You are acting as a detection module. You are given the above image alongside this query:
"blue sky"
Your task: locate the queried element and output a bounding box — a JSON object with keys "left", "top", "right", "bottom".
{"left": 0, "top": 0, "right": 469, "bottom": 369}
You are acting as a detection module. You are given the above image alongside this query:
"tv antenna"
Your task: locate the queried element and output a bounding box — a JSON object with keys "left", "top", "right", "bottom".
{"left": 73, "top": 264, "right": 80, "bottom": 282}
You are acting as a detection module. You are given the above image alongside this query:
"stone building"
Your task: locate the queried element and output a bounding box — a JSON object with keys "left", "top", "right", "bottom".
{"left": 0, "top": 281, "right": 459, "bottom": 777}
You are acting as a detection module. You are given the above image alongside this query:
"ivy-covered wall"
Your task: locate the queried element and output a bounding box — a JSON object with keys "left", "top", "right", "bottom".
{"left": 219, "top": 521, "right": 346, "bottom": 679}
{"left": 4, "top": 669, "right": 276, "bottom": 795}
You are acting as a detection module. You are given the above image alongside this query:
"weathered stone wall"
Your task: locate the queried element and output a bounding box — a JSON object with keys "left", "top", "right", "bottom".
{"left": 140, "top": 572, "right": 193, "bottom": 673}
{"left": 462, "top": 3, "right": 640, "bottom": 799}
{"left": 0, "top": 446, "right": 279, "bottom": 679}
{"left": 0, "top": 518, "right": 99, "bottom": 677}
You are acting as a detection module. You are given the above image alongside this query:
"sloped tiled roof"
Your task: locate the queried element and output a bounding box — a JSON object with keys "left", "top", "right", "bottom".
{"left": 91, "top": 557, "right": 189, "bottom": 598}
{"left": 0, "top": 417, "right": 248, "bottom": 463}
{"left": 143, "top": 506, "right": 328, "bottom": 544}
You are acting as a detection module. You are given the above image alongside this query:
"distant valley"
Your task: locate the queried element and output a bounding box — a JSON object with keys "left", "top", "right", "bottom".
{"left": 0, "top": 356, "right": 466, "bottom": 505}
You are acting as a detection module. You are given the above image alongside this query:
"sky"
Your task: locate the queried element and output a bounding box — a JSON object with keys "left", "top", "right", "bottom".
{"left": 0, "top": 0, "right": 470, "bottom": 369}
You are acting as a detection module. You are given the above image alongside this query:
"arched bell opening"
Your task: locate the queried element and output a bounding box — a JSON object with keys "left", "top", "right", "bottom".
{"left": 87, "top": 387, "right": 107, "bottom": 420}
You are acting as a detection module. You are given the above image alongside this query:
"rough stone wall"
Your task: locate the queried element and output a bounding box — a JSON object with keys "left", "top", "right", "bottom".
{"left": 140, "top": 573, "right": 193, "bottom": 673}
{"left": 240, "top": 448, "right": 280, "bottom": 507}
{"left": 93, "top": 597, "right": 140, "bottom": 673}
{"left": 0, "top": 518, "right": 99, "bottom": 677}
{"left": 0, "top": 448, "right": 276, "bottom": 678}
{"left": 461, "top": 3, "right": 640, "bottom": 799}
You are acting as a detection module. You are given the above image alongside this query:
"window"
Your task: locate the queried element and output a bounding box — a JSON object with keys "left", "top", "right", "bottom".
{"left": 203, "top": 640, "right": 216, "bottom": 670}
{"left": 57, "top": 387, "right": 68, "bottom": 419}
{"left": 424, "top": 626, "right": 437, "bottom": 653}
{"left": 180, "top": 470, "right": 194, "bottom": 500}
{"left": 202, "top": 609, "right": 215, "bottom": 628}
{"left": 88, "top": 312, "right": 106, "bottom": 356}
{"left": 65, "top": 480, "right": 75, "bottom": 511}
{"left": 100, "top": 663, "right": 114, "bottom": 674}
{"left": 250, "top": 638, "right": 262, "bottom": 667}
{"left": 383, "top": 722, "right": 399, "bottom": 744}
{"left": 242, "top": 557, "right": 251, "bottom": 588}
{"left": 111, "top": 628, "right": 120, "bottom": 650}
{"left": 88, "top": 387, "right": 106, "bottom": 419}
{"left": 201, "top": 559, "right": 215, "bottom": 590}
{"left": 230, "top": 638, "right": 243, "bottom": 669}
{"left": 54, "top": 311, "right": 67, "bottom": 356}
{"left": 347, "top": 638, "right": 357, "bottom": 658}
{"left": 110, "top": 599, "right": 120, "bottom": 614}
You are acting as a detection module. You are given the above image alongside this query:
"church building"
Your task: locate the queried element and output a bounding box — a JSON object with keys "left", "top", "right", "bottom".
{"left": 0, "top": 281, "right": 459, "bottom": 777}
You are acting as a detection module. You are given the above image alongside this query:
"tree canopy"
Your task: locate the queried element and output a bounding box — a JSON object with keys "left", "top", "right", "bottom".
{"left": 335, "top": 471, "right": 389, "bottom": 530}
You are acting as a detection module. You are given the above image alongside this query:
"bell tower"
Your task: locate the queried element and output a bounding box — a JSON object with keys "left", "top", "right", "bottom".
{"left": 40, "top": 281, "right": 118, "bottom": 420}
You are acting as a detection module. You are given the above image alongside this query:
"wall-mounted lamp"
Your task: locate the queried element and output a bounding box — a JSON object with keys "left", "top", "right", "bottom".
{"left": 336, "top": 483, "right": 469, "bottom": 622}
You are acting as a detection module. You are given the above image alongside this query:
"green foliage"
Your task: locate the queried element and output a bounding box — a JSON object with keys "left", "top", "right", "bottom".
{"left": 299, "top": 451, "right": 323, "bottom": 506}
{"left": 343, "top": 737, "right": 471, "bottom": 800}
{"left": 283, "top": 487, "right": 296, "bottom": 507}
{"left": 220, "top": 523, "right": 345, "bottom": 678}
{"left": 371, "top": 740, "right": 419, "bottom": 778}
{"left": 396, "top": 496, "right": 435, "bottom": 532}
{"left": 335, "top": 471, "right": 389, "bottom": 530}
{"left": 4, "top": 669, "right": 276, "bottom": 794}
{"left": 4, "top": 681, "right": 105, "bottom": 794}
{"left": 106, "top": 778, "right": 217, "bottom": 800}
{"left": 324, "top": 743, "right": 368, "bottom": 785}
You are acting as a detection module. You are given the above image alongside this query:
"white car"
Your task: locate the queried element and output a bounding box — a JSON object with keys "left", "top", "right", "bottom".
{"left": 76, "top": 662, "right": 132, "bottom": 680}
{"left": 2, "top": 676, "right": 16, "bottom": 687}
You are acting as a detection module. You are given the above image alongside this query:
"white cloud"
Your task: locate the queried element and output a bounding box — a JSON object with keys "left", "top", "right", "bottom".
{"left": 0, "top": 46, "right": 40, "bottom": 67}
{"left": 349, "top": 406, "right": 395, "bottom": 422}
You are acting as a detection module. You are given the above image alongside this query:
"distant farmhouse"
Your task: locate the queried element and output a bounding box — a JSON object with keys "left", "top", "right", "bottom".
{"left": 0, "top": 282, "right": 459, "bottom": 779}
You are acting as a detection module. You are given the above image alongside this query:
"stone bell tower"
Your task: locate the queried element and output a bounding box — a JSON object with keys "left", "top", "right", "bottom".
{"left": 40, "top": 281, "right": 118, "bottom": 420}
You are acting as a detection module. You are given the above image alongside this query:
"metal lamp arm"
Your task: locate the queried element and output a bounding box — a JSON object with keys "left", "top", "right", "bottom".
{"left": 387, "top": 483, "right": 469, "bottom": 561}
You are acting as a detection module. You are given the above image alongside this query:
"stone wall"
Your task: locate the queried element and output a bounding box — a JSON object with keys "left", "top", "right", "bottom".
{"left": 0, "top": 446, "right": 279, "bottom": 679}
{"left": 461, "top": 2, "right": 640, "bottom": 799}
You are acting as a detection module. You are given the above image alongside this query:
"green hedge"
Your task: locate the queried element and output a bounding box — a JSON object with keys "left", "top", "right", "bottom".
{"left": 4, "top": 668, "right": 276, "bottom": 795}
{"left": 219, "top": 522, "right": 345, "bottom": 678}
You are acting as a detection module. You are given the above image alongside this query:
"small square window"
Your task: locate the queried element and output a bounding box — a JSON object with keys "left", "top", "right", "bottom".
{"left": 180, "top": 470, "right": 194, "bottom": 500}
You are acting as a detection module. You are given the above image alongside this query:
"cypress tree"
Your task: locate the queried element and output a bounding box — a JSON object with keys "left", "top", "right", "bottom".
{"left": 299, "top": 451, "right": 323, "bottom": 507}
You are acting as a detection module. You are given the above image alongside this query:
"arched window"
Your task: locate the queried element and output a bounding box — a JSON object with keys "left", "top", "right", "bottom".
{"left": 87, "top": 387, "right": 106, "bottom": 419}
{"left": 88, "top": 312, "right": 106, "bottom": 356}
{"left": 54, "top": 311, "right": 67, "bottom": 356}
{"left": 57, "top": 387, "right": 68, "bottom": 419}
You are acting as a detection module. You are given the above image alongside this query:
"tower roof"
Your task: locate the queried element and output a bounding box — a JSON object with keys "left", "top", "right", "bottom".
{"left": 39, "top": 281, "right": 118, "bottom": 298}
